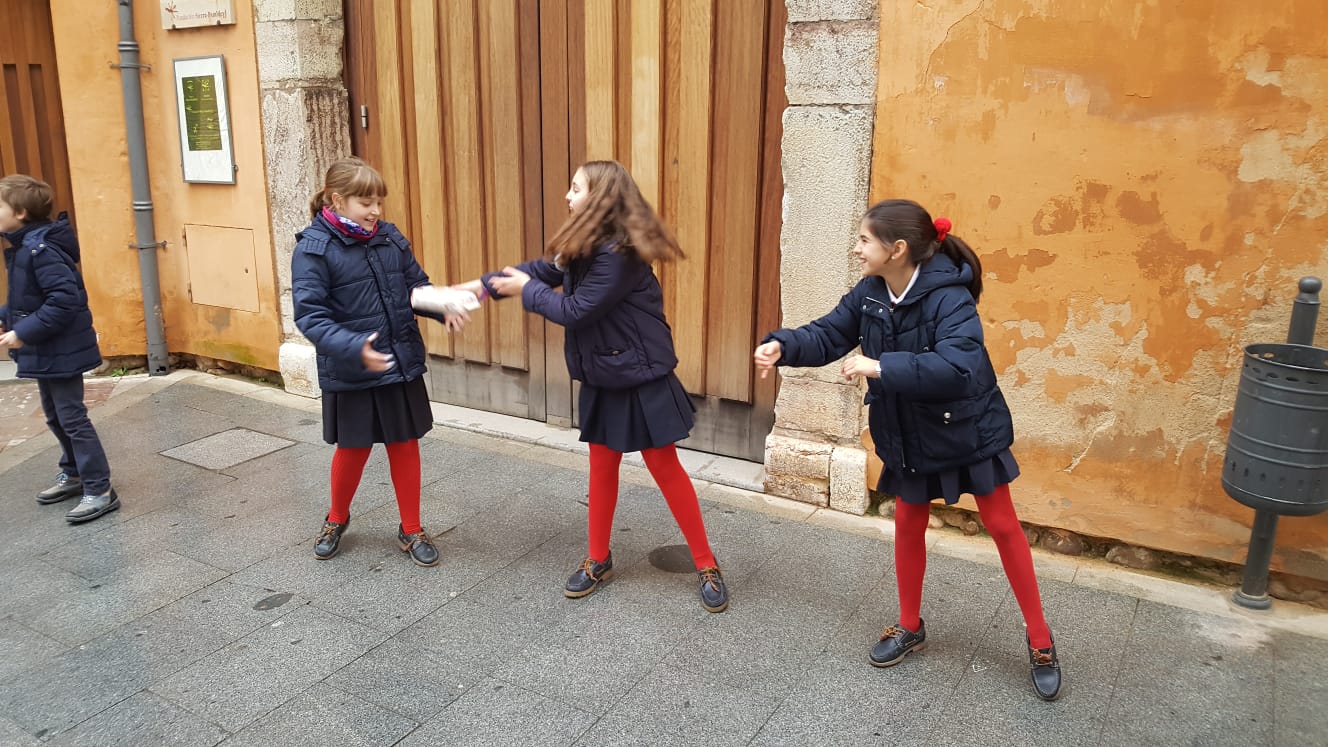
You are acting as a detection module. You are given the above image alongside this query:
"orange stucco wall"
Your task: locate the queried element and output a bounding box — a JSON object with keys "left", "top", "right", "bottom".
{"left": 871, "top": 1, "right": 1328, "bottom": 580}
{"left": 50, "top": 1, "right": 279, "bottom": 369}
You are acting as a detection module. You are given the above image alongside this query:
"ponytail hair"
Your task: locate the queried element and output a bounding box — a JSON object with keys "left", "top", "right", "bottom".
{"left": 861, "top": 199, "right": 983, "bottom": 303}
{"left": 308, "top": 156, "right": 388, "bottom": 220}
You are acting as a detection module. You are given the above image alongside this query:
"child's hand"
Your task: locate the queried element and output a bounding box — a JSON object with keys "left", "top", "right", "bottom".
{"left": 753, "top": 341, "right": 782, "bottom": 379}
{"left": 360, "top": 332, "right": 395, "bottom": 372}
{"left": 489, "top": 267, "right": 531, "bottom": 296}
{"left": 444, "top": 312, "right": 468, "bottom": 333}
{"left": 0, "top": 330, "right": 22, "bottom": 350}
{"left": 840, "top": 354, "right": 878, "bottom": 381}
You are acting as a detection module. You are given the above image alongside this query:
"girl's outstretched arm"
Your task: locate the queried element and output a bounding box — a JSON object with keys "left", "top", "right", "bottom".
{"left": 760, "top": 288, "right": 863, "bottom": 369}
{"left": 517, "top": 250, "right": 639, "bottom": 329}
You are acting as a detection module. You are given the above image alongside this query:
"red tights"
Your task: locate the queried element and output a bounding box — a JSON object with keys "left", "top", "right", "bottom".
{"left": 893, "top": 484, "right": 1051, "bottom": 649}
{"left": 587, "top": 443, "right": 716, "bottom": 570}
{"left": 327, "top": 440, "right": 422, "bottom": 534}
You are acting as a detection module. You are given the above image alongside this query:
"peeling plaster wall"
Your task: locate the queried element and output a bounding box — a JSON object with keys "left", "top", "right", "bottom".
{"left": 871, "top": 0, "right": 1328, "bottom": 580}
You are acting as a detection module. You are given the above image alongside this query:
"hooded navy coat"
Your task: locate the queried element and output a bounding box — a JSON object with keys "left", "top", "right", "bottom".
{"left": 481, "top": 243, "right": 679, "bottom": 389}
{"left": 291, "top": 216, "right": 443, "bottom": 393}
{"left": 1, "top": 216, "right": 102, "bottom": 379}
{"left": 765, "top": 253, "right": 1014, "bottom": 476}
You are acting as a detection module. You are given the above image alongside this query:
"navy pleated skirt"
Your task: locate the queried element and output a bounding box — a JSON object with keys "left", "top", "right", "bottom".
{"left": 578, "top": 372, "right": 695, "bottom": 453}
{"left": 878, "top": 448, "right": 1021, "bottom": 505}
{"left": 322, "top": 376, "right": 433, "bottom": 448}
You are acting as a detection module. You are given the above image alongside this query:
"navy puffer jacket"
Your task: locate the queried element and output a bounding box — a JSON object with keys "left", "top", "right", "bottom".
{"left": 291, "top": 216, "right": 442, "bottom": 393}
{"left": 481, "top": 242, "right": 679, "bottom": 389}
{"left": 765, "top": 253, "right": 1014, "bottom": 475}
{"left": 1, "top": 216, "right": 102, "bottom": 378}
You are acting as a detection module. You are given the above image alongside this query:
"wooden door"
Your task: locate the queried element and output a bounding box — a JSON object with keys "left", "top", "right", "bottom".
{"left": 0, "top": 0, "right": 74, "bottom": 289}
{"left": 345, "top": 0, "right": 785, "bottom": 461}
{"left": 345, "top": 0, "right": 548, "bottom": 420}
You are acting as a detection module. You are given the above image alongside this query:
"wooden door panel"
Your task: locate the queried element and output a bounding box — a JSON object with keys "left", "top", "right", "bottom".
{"left": 0, "top": 0, "right": 72, "bottom": 217}
{"left": 343, "top": 0, "right": 785, "bottom": 458}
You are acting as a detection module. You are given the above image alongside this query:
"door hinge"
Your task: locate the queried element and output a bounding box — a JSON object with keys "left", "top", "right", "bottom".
{"left": 360, "top": 105, "right": 369, "bottom": 130}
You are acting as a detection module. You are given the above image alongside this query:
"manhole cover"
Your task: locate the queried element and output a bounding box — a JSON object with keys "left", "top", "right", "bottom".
{"left": 161, "top": 428, "right": 294, "bottom": 470}
{"left": 647, "top": 544, "right": 695, "bottom": 574}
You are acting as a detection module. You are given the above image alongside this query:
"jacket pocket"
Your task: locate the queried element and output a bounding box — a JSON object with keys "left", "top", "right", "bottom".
{"left": 913, "top": 394, "right": 986, "bottom": 463}
{"left": 587, "top": 345, "right": 647, "bottom": 389}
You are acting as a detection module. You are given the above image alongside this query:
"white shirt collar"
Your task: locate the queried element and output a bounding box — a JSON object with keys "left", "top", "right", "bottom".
{"left": 887, "top": 265, "right": 922, "bottom": 305}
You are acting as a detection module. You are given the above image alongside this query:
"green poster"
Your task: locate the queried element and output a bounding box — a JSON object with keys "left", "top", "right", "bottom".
{"left": 181, "top": 74, "right": 222, "bottom": 151}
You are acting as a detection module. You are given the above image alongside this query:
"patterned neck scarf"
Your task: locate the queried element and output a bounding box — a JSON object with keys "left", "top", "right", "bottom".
{"left": 321, "top": 206, "right": 379, "bottom": 241}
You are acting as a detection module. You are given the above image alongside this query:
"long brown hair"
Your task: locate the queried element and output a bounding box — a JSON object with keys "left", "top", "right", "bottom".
{"left": 308, "top": 157, "right": 388, "bottom": 219}
{"left": 545, "top": 160, "right": 684, "bottom": 264}
{"left": 862, "top": 199, "right": 984, "bottom": 303}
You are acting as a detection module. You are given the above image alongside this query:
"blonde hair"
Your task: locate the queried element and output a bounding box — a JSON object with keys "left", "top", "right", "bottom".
{"left": 308, "top": 157, "right": 388, "bottom": 219}
{"left": 0, "top": 174, "right": 54, "bottom": 222}
{"left": 546, "top": 160, "right": 684, "bottom": 264}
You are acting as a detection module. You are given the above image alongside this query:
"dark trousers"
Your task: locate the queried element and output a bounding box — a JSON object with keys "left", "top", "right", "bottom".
{"left": 37, "top": 376, "right": 110, "bottom": 496}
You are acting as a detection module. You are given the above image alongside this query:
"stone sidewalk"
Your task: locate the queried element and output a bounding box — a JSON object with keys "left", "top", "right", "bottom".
{"left": 0, "top": 370, "right": 1325, "bottom": 746}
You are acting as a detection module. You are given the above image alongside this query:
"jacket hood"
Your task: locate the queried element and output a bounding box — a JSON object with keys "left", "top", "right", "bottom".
{"left": 894, "top": 252, "right": 972, "bottom": 305}
{"left": 43, "top": 218, "right": 80, "bottom": 263}
{"left": 3, "top": 217, "right": 80, "bottom": 263}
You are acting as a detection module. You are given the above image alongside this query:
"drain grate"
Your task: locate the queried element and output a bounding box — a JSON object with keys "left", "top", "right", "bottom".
{"left": 161, "top": 428, "right": 294, "bottom": 470}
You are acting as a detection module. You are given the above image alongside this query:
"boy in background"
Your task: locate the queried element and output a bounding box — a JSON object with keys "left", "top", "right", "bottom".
{"left": 0, "top": 174, "right": 118, "bottom": 523}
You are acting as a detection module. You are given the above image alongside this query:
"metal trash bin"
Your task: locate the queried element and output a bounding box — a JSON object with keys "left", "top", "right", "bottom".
{"left": 1222, "top": 342, "right": 1328, "bottom": 517}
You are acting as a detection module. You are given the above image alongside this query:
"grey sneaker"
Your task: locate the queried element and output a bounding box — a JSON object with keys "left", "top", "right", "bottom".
{"left": 65, "top": 489, "right": 120, "bottom": 524}
{"left": 37, "top": 473, "right": 83, "bottom": 504}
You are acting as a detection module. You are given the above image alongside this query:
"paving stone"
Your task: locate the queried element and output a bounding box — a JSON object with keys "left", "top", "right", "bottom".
{"left": 492, "top": 597, "right": 696, "bottom": 715}
{"left": 223, "top": 683, "right": 416, "bottom": 747}
{"left": 161, "top": 428, "right": 295, "bottom": 471}
{"left": 821, "top": 552, "right": 1009, "bottom": 662}
{"left": 577, "top": 664, "right": 783, "bottom": 745}
{"left": 43, "top": 690, "right": 228, "bottom": 747}
{"left": 1099, "top": 601, "right": 1276, "bottom": 745}
{"left": 0, "top": 608, "right": 235, "bottom": 739}
{"left": 149, "top": 605, "right": 388, "bottom": 732}
{"left": 940, "top": 580, "right": 1139, "bottom": 746}
{"left": 324, "top": 637, "right": 484, "bottom": 723}
{"left": 0, "top": 714, "right": 40, "bottom": 746}
{"left": 1272, "top": 630, "right": 1328, "bottom": 747}
{"left": 151, "top": 578, "right": 311, "bottom": 639}
{"left": 397, "top": 677, "right": 593, "bottom": 747}
{"left": 750, "top": 658, "right": 948, "bottom": 746}
{"left": 0, "top": 617, "right": 68, "bottom": 681}
{"left": 16, "top": 550, "right": 228, "bottom": 646}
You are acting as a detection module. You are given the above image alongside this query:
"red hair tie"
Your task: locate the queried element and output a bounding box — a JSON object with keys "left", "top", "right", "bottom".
{"left": 933, "top": 217, "right": 952, "bottom": 242}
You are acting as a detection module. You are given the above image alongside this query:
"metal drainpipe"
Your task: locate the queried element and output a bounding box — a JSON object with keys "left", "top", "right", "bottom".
{"left": 115, "top": 0, "right": 169, "bottom": 374}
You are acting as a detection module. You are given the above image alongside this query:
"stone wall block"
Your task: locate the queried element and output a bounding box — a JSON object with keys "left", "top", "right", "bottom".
{"left": 261, "top": 86, "right": 350, "bottom": 339}
{"left": 256, "top": 18, "right": 344, "bottom": 84}
{"left": 256, "top": 0, "right": 341, "bottom": 23}
{"left": 779, "top": 105, "right": 874, "bottom": 327}
{"left": 785, "top": 21, "right": 879, "bottom": 105}
{"left": 829, "top": 445, "right": 869, "bottom": 514}
{"left": 772, "top": 378, "right": 864, "bottom": 442}
{"left": 764, "top": 473, "right": 830, "bottom": 507}
{"left": 279, "top": 341, "right": 320, "bottom": 398}
{"left": 765, "top": 433, "right": 833, "bottom": 478}
{"left": 785, "top": 0, "right": 878, "bottom": 23}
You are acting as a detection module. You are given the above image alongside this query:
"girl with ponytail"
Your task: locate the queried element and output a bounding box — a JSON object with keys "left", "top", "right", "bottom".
{"left": 753, "top": 199, "right": 1063, "bottom": 701}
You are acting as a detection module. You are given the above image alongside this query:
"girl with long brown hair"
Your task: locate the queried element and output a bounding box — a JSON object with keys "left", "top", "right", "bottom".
{"left": 452, "top": 160, "right": 729, "bottom": 612}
